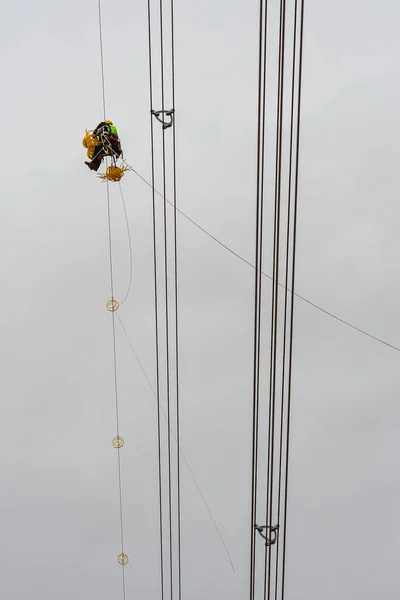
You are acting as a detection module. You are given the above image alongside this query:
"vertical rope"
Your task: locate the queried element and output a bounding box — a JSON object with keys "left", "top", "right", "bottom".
{"left": 98, "top": 0, "right": 106, "bottom": 121}
{"left": 97, "top": 1, "right": 125, "bottom": 598}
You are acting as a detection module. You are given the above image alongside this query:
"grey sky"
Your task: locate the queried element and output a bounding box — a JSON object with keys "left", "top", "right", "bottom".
{"left": 1, "top": 0, "right": 399, "bottom": 599}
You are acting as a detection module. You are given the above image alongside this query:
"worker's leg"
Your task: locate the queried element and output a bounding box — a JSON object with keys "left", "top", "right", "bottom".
{"left": 110, "top": 139, "right": 122, "bottom": 158}
{"left": 88, "top": 145, "right": 104, "bottom": 171}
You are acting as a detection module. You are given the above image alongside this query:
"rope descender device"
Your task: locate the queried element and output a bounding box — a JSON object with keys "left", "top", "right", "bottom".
{"left": 106, "top": 298, "right": 120, "bottom": 312}
{"left": 112, "top": 436, "right": 124, "bottom": 448}
{"left": 117, "top": 553, "right": 129, "bottom": 566}
{"left": 255, "top": 524, "right": 279, "bottom": 547}
{"left": 151, "top": 108, "right": 175, "bottom": 129}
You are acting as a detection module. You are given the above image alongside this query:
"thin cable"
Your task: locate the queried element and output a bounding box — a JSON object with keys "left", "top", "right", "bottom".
{"left": 170, "top": 0, "right": 183, "bottom": 596}
{"left": 157, "top": 0, "right": 175, "bottom": 595}
{"left": 118, "top": 182, "right": 133, "bottom": 306}
{"left": 116, "top": 313, "right": 235, "bottom": 573}
{"left": 98, "top": 0, "right": 106, "bottom": 121}
{"left": 108, "top": 196, "right": 127, "bottom": 600}
{"left": 274, "top": 1, "right": 299, "bottom": 595}
{"left": 264, "top": 1, "right": 287, "bottom": 598}
{"left": 250, "top": 0, "right": 268, "bottom": 596}
{"left": 117, "top": 313, "right": 157, "bottom": 395}
{"left": 98, "top": 2, "right": 125, "bottom": 597}
{"left": 133, "top": 170, "right": 400, "bottom": 353}
{"left": 281, "top": 1, "right": 304, "bottom": 597}
{"left": 146, "top": 0, "right": 166, "bottom": 596}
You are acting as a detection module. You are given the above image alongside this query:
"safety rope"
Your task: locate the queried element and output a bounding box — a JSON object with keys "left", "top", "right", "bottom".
{"left": 131, "top": 169, "right": 400, "bottom": 354}
{"left": 116, "top": 311, "right": 235, "bottom": 572}
{"left": 97, "top": 2, "right": 127, "bottom": 598}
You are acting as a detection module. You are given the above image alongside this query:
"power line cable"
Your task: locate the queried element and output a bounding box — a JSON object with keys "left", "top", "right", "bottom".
{"left": 250, "top": 0, "right": 269, "bottom": 597}
{"left": 146, "top": 0, "right": 166, "bottom": 595}
{"left": 275, "top": 0, "right": 298, "bottom": 600}
{"left": 274, "top": 0, "right": 300, "bottom": 595}
{"left": 170, "top": 0, "right": 183, "bottom": 593}
{"left": 281, "top": 1, "right": 305, "bottom": 597}
{"left": 264, "top": 1, "right": 287, "bottom": 598}
{"left": 157, "top": 0, "right": 175, "bottom": 595}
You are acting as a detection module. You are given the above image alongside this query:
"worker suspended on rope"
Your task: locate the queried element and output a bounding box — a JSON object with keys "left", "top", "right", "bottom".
{"left": 85, "top": 120, "right": 122, "bottom": 172}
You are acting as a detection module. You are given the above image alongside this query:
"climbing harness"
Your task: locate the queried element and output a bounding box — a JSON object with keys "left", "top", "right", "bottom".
{"left": 97, "top": 132, "right": 123, "bottom": 158}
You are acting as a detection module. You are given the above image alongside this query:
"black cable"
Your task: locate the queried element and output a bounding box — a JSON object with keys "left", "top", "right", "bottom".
{"left": 170, "top": 0, "right": 183, "bottom": 596}
{"left": 250, "top": 0, "right": 269, "bottom": 598}
{"left": 146, "top": 0, "right": 166, "bottom": 597}
{"left": 281, "top": 0, "right": 305, "bottom": 597}
{"left": 274, "top": 1, "right": 299, "bottom": 596}
{"left": 157, "top": 0, "right": 175, "bottom": 596}
{"left": 263, "top": 1, "right": 287, "bottom": 598}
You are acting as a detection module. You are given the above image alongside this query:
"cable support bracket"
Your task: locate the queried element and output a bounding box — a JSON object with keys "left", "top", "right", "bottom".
{"left": 151, "top": 108, "right": 175, "bottom": 129}
{"left": 255, "top": 523, "right": 279, "bottom": 546}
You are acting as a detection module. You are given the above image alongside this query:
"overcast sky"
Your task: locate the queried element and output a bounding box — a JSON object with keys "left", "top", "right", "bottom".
{"left": 1, "top": 0, "right": 400, "bottom": 599}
